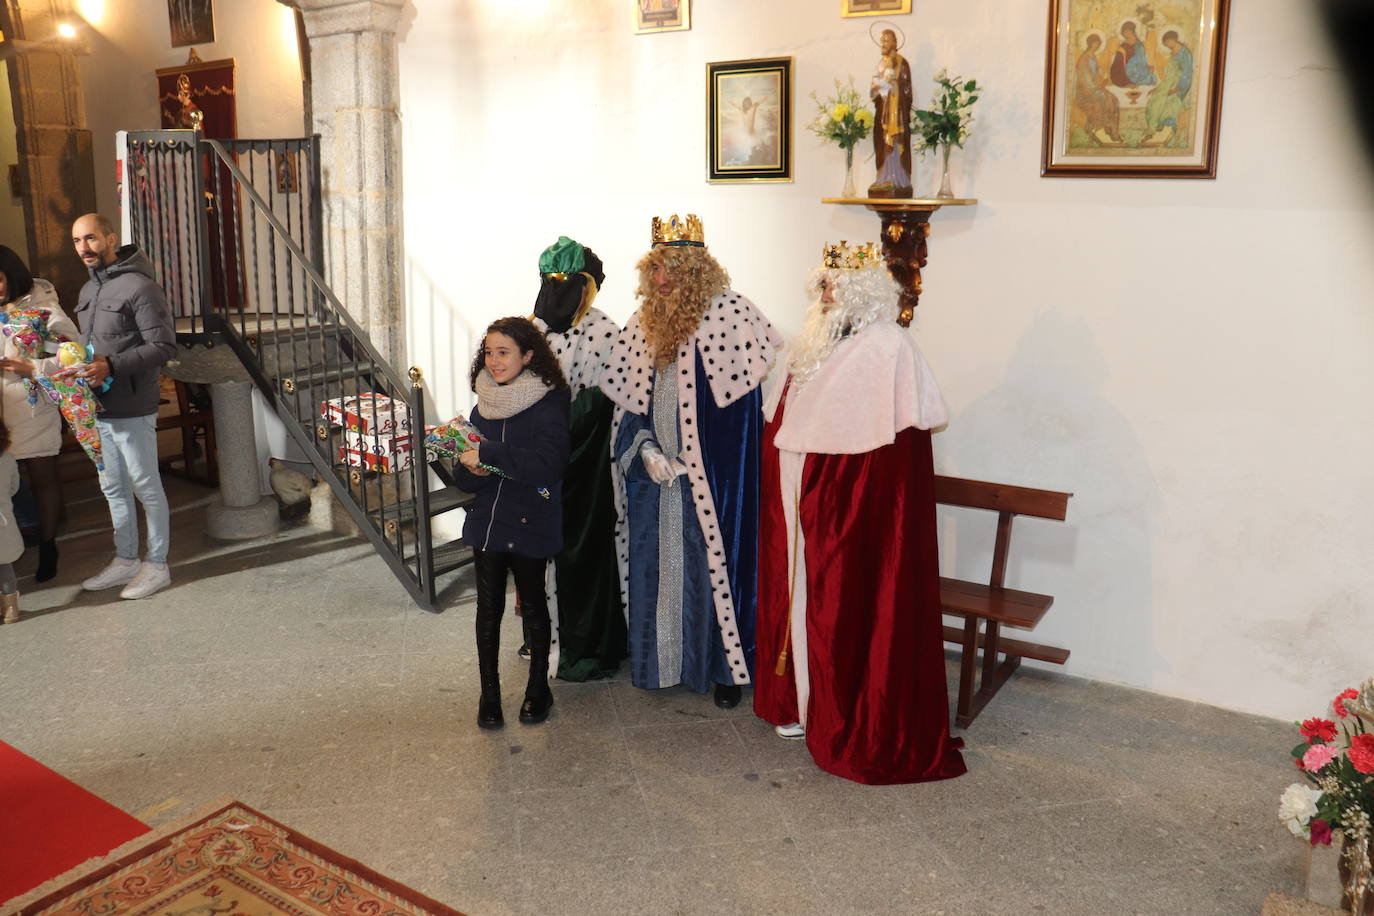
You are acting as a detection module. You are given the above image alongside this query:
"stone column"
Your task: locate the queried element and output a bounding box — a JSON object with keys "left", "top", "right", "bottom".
{"left": 164, "top": 348, "right": 279, "bottom": 540}
{"left": 0, "top": 0, "right": 97, "bottom": 308}
{"left": 282, "top": 0, "right": 406, "bottom": 368}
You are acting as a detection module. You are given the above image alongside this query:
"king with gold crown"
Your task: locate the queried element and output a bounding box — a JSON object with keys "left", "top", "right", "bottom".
{"left": 600, "top": 213, "right": 780, "bottom": 709}
{"left": 752, "top": 241, "right": 965, "bottom": 785}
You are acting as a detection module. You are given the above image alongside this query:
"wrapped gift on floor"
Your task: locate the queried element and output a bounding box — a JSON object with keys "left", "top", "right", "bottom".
{"left": 321, "top": 393, "right": 411, "bottom": 436}
{"left": 423, "top": 416, "right": 483, "bottom": 460}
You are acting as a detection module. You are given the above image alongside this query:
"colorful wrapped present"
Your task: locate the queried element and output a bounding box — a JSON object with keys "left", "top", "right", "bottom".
{"left": 3, "top": 304, "right": 73, "bottom": 407}
{"left": 321, "top": 393, "right": 411, "bottom": 436}
{"left": 423, "top": 416, "right": 483, "bottom": 460}
{"left": 39, "top": 343, "right": 106, "bottom": 471}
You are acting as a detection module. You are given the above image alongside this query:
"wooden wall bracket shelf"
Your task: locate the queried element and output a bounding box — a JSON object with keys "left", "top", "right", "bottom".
{"left": 821, "top": 197, "right": 976, "bottom": 325}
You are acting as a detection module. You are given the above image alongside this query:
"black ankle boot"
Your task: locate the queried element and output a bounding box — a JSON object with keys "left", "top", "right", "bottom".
{"left": 519, "top": 613, "right": 554, "bottom": 724}
{"left": 35, "top": 540, "right": 58, "bottom": 584}
{"left": 713, "top": 683, "right": 742, "bottom": 709}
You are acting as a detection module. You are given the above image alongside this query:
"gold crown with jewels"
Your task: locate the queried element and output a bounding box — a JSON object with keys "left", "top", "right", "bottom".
{"left": 651, "top": 213, "right": 706, "bottom": 248}
{"left": 822, "top": 240, "right": 882, "bottom": 269}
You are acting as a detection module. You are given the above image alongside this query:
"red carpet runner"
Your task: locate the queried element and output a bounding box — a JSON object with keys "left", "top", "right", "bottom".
{"left": 0, "top": 740, "right": 149, "bottom": 904}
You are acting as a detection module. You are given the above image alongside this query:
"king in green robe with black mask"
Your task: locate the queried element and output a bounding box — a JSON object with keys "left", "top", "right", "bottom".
{"left": 526, "top": 237, "right": 627, "bottom": 680}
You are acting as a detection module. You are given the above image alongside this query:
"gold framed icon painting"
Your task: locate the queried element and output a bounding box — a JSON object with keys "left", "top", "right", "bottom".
{"left": 1041, "top": 0, "right": 1232, "bottom": 177}
{"left": 634, "top": 0, "right": 690, "bottom": 34}
{"left": 841, "top": 0, "right": 912, "bottom": 17}
{"left": 706, "top": 57, "right": 793, "bottom": 183}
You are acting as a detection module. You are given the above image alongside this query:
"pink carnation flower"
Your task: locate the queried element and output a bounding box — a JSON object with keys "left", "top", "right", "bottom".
{"left": 1302, "top": 743, "right": 1341, "bottom": 772}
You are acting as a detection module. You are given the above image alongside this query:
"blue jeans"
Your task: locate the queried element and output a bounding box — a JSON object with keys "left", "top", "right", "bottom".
{"left": 96, "top": 415, "right": 170, "bottom": 564}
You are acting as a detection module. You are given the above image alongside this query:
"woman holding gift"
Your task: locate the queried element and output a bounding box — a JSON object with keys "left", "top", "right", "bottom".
{"left": 454, "top": 316, "right": 570, "bottom": 729}
{"left": 0, "top": 245, "right": 78, "bottom": 583}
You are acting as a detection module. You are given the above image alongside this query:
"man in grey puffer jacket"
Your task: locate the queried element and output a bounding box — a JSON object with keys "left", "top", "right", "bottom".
{"left": 70, "top": 213, "right": 177, "bottom": 600}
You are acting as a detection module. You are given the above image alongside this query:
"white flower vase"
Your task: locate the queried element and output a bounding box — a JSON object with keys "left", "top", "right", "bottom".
{"left": 936, "top": 144, "right": 955, "bottom": 199}
{"left": 842, "top": 147, "right": 857, "bottom": 199}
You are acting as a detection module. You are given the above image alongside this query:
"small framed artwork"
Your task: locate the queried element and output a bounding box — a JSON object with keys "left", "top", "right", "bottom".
{"left": 841, "top": 0, "right": 912, "bottom": 16}
{"left": 706, "top": 56, "right": 793, "bottom": 183}
{"left": 274, "top": 151, "right": 299, "bottom": 194}
{"left": 1041, "top": 0, "right": 1232, "bottom": 177}
{"left": 634, "top": 0, "right": 690, "bottom": 34}
{"left": 167, "top": 0, "right": 215, "bottom": 48}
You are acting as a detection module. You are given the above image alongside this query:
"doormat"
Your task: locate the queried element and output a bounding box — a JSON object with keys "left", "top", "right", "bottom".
{"left": 4, "top": 799, "right": 466, "bottom": 916}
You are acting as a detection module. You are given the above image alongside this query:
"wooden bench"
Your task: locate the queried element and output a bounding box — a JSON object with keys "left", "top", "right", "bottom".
{"left": 934, "top": 475, "right": 1073, "bottom": 728}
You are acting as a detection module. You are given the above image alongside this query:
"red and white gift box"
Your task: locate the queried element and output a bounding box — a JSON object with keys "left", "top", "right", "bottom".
{"left": 337, "top": 444, "right": 415, "bottom": 474}
{"left": 321, "top": 393, "right": 411, "bottom": 436}
{"left": 337, "top": 427, "right": 415, "bottom": 474}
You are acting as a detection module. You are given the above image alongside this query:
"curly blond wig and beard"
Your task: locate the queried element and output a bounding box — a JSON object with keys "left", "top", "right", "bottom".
{"left": 634, "top": 245, "right": 731, "bottom": 367}
{"left": 786, "top": 263, "right": 900, "bottom": 385}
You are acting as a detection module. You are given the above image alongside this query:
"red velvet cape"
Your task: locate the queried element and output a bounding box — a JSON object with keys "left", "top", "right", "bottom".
{"left": 755, "top": 395, "right": 965, "bottom": 785}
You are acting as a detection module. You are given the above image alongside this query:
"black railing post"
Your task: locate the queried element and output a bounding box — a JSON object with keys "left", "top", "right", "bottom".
{"left": 410, "top": 367, "right": 434, "bottom": 606}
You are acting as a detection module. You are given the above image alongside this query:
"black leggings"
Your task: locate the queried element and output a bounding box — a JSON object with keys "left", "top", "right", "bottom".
{"left": 473, "top": 549, "right": 549, "bottom": 629}
{"left": 20, "top": 455, "right": 62, "bottom": 542}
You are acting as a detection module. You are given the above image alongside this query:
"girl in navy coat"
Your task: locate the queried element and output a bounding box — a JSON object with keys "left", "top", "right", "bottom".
{"left": 455, "top": 317, "right": 570, "bottom": 728}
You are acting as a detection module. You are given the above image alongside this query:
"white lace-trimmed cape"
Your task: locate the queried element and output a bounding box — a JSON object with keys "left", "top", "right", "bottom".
{"left": 603, "top": 291, "right": 781, "bottom": 685}
{"left": 535, "top": 307, "right": 620, "bottom": 397}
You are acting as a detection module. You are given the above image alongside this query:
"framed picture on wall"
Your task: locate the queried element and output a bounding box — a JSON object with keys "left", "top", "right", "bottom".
{"left": 841, "top": 0, "right": 912, "bottom": 17}
{"left": 167, "top": 0, "right": 215, "bottom": 48}
{"left": 1041, "top": 0, "right": 1232, "bottom": 177}
{"left": 706, "top": 56, "right": 793, "bottom": 183}
{"left": 634, "top": 0, "right": 690, "bottom": 34}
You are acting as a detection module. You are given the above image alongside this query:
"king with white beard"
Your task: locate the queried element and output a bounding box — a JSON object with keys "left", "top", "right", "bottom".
{"left": 753, "top": 243, "right": 966, "bottom": 785}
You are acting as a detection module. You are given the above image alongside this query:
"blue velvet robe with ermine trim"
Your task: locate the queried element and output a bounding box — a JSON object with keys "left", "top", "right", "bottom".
{"left": 603, "top": 291, "right": 780, "bottom": 692}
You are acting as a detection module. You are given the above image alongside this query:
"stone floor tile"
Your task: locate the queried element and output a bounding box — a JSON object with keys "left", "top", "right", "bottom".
{"left": 637, "top": 772, "right": 791, "bottom": 851}
{"left": 515, "top": 851, "right": 674, "bottom": 916}
{"left": 513, "top": 783, "right": 658, "bottom": 860}
{"left": 795, "top": 823, "right": 969, "bottom": 915}
{"left": 507, "top": 728, "right": 634, "bottom": 791}
{"left": 660, "top": 837, "right": 832, "bottom": 916}
{"left": 623, "top": 719, "right": 755, "bottom": 780}
{"left": 390, "top": 733, "right": 515, "bottom": 798}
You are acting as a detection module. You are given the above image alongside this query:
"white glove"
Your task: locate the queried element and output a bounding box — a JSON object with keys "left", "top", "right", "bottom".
{"left": 640, "top": 443, "right": 678, "bottom": 484}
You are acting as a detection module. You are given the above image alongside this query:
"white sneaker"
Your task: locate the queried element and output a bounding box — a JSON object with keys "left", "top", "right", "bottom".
{"left": 119, "top": 562, "right": 171, "bottom": 600}
{"left": 775, "top": 722, "right": 805, "bottom": 740}
{"left": 82, "top": 557, "right": 141, "bottom": 591}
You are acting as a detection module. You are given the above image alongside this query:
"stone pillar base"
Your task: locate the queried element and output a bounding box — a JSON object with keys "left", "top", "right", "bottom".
{"left": 207, "top": 497, "right": 280, "bottom": 540}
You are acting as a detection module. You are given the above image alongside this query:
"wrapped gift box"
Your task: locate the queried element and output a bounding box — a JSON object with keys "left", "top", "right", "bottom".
{"left": 337, "top": 444, "right": 415, "bottom": 474}
{"left": 321, "top": 393, "right": 411, "bottom": 435}
{"left": 343, "top": 428, "right": 414, "bottom": 457}
{"left": 424, "top": 416, "right": 483, "bottom": 460}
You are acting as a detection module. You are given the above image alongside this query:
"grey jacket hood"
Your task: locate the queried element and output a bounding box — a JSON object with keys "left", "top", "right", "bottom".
{"left": 91, "top": 245, "right": 158, "bottom": 284}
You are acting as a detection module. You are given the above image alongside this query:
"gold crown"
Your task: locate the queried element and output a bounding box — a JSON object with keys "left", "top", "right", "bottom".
{"left": 822, "top": 240, "right": 882, "bottom": 270}
{"left": 651, "top": 213, "right": 706, "bottom": 247}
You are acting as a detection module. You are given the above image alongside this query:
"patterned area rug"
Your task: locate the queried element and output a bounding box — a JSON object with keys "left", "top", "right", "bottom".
{"left": 6, "top": 800, "right": 465, "bottom": 916}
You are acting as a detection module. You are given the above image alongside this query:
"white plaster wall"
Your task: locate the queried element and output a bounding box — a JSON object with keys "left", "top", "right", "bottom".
{"left": 73, "top": 0, "right": 305, "bottom": 219}
{"left": 399, "top": 0, "right": 1374, "bottom": 720}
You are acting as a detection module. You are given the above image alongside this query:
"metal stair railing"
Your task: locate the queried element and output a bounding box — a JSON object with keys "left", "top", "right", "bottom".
{"left": 124, "top": 130, "right": 472, "bottom": 611}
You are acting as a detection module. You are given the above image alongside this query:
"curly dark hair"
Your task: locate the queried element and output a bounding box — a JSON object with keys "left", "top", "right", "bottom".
{"left": 469, "top": 316, "right": 568, "bottom": 391}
